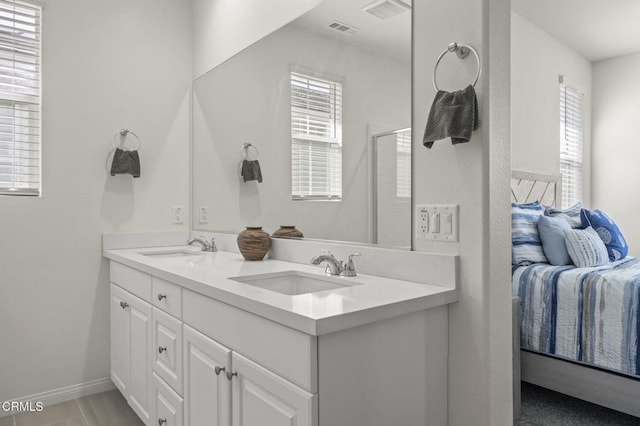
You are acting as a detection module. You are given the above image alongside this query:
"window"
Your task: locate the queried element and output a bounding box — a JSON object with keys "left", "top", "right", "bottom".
{"left": 396, "top": 129, "right": 411, "bottom": 199}
{"left": 559, "top": 78, "right": 583, "bottom": 208}
{"left": 0, "top": 0, "right": 41, "bottom": 196}
{"left": 290, "top": 72, "right": 342, "bottom": 200}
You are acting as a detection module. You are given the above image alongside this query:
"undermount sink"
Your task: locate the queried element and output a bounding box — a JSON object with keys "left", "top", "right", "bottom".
{"left": 138, "top": 249, "right": 206, "bottom": 258}
{"left": 229, "top": 270, "right": 362, "bottom": 296}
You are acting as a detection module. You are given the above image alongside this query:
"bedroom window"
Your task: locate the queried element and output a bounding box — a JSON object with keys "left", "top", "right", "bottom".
{"left": 291, "top": 72, "right": 342, "bottom": 200}
{"left": 396, "top": 129, "right": 411, "bottom": 199}
{"left": 559, "top": 78, "right": 584, "bottom": 208}
{"left": 0, "top": 0, "right": 41, "bottom": 196}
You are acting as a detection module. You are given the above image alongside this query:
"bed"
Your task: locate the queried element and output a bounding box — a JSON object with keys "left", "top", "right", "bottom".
{"left": 511, "top": 170, "right": 640, "bottom": 418}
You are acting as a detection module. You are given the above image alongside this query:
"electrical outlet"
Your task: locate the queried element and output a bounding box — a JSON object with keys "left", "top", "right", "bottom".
{"left": 199, "top": 206, "right": 210, "bottom": 224}
{"left": 416, "top": 205, "right": 429, "bottom": 240}
{"left": 172, "top": 205, "right": 184, "bottom": 224}
{"left": 415, "top": 204, "right": 458, "bottom": 242}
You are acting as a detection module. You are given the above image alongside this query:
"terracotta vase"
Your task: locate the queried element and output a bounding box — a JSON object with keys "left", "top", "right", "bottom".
{"left": 272, "top": 225, "right": 304, "bottom": 239}
{"left": 237, "top": 227, "right": 271, "bottom": 261}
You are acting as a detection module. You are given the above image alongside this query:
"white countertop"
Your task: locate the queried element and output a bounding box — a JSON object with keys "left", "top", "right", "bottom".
{"left": 104, "top": 246, "right": 457, "bottom": 336}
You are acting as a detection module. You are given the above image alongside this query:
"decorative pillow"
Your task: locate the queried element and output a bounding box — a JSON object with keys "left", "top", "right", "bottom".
{"left": 537, "top": 215, "right": 572, "bottom": 266}
{"left": 545, "top": 202, "right": 583, "bottom": 228}
{"left": 580, "top": 209, "right": 628, "bottom": 261}
{"left": 512, "top": 202, "right": 548, "bottom": 265}
{"left": 564, "top": 227, "right": 609, "bottom": 268}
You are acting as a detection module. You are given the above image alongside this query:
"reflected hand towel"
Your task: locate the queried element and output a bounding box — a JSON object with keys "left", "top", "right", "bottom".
{"left": 110, "top": 148, "right": 141, "bottom": 178}
{"left": 241, "top": 159, "right": 263, "bottom": 183}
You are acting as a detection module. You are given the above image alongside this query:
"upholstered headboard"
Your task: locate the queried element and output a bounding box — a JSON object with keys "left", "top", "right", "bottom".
{"left": 511, "top": 170, "right": 561, "bottom": 207}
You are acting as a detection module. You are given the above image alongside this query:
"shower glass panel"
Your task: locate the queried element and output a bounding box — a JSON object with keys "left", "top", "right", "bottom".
{"left": 372, "top": 128, "right": 412, "bottom": 248}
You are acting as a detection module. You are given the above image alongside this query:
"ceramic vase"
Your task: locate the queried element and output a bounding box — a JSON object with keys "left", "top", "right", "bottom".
{"left": 272, "top": 225, "right": 304, "bottom": 239}
{"left": 237, "top": 226, "right": 271, "bottom": 261}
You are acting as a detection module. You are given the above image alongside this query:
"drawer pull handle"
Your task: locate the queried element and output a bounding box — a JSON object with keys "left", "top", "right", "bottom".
{"left": 226, "top": 371, "right": 237, "bottom": 381}
{"left": 157, "top": 294, "right": 167, "bottom": 301}
{"left": 158, "top": 346, "right": 167, "bottom": 354}
{"left": 120, "top": 301, "right": 129, "bottom": 309}
{"left": 158, "top": 419, "right": 167, "bottom": 426}
{"left": 214, "top": 366, "right": 225, "bottom": 376}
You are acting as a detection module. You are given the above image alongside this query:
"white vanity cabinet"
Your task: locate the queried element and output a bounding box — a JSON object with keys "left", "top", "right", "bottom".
{"left": 182, "top": 324, "right": 314, "bottom": 426}
{"left": 108, "top": 259, "right": 449, "bottom": 426}
{"left": 110, "top": 283, "right": 152, "bottom": 425}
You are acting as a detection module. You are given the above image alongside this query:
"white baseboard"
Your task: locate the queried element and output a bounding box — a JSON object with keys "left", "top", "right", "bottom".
{"left": 1, "top": 377, "right": 115, "bottom": 417}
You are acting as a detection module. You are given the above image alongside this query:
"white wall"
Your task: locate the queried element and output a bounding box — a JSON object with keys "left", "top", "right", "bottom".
{"left": 0, "top": 0, "right": 191, "bottom": 401}
{"left": 413, "top": 0, "right": 512, "bottom": 423}
{"left": 192, "top": 0, "right": 322, "bottom": 78}
{"left": 192, "top": 23, "right": 410, "bottom": 242}
{"left": 511, "top": 12, "right": 592, "bottom": 206}
{"left": 592, "top": 52, "right": 640, "bottom": 256}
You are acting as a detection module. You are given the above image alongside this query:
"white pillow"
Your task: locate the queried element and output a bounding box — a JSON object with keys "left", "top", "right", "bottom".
{"left": 564, "top": 227, "right": 609, "bottom": 268}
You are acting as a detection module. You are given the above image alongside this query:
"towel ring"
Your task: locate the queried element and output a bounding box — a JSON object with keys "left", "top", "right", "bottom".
{"left": 432, "top": 42, "right": 481, "bottom": 92}
{"left": 112, "top": 129, "right": 141, "bottom": 151}
{"left": 240, "top": 143, "right": 259, "bottom": 161}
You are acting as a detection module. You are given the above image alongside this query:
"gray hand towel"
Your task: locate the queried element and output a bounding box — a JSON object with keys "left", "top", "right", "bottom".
{"left": 423, "top": 84, "right": 478, "bottom": 148}
{"left": 110, "top": 148, "right": 141, "bottom": 178}
{"left": 241, "top": 159, "right": 263, "bottom": 183}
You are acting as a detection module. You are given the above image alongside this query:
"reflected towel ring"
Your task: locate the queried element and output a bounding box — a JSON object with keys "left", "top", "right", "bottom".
{"left": 112, "top": 129, "right": 141, "bottom": 151}
{"left": 432, "top": 42, "right": 481, "bottom": 92}
{"left": 240, "top": 143, "right": 259, "bottom": 160}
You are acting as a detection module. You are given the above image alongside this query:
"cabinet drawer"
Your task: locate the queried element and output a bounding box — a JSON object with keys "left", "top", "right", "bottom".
{"left": 110, "top": 262, "right": 151, "bottom": 302}
{"left": 153, "top": 308, "right": 183, "bottom": 395}
{"left": 183, "top": 289, "right": 317, "bottom": 393}
{"left": 152, "top": 372, "right": 183, "bottom": 426}
{"left": 153, "top": 277, "right": 182, "bottom": 319}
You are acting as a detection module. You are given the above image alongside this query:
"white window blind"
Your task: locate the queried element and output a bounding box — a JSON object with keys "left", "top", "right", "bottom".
{"left": 0, "top": 0, "right": 41, "bottom": 196}
{"left": 291, "top": 72, "right": 342, "bottom": 200}
{"left": 559, "top": 80, "right": 583, "bottom": 208}
{"left": 396, "top": 129, "right": 411, "bottom": 199}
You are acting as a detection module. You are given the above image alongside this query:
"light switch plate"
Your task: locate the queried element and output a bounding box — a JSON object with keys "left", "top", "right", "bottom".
{"left": 415, "top": 204, "right": 458, "bottom": 242}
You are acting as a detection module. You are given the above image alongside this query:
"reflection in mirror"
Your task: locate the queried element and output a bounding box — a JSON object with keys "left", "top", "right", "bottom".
{"left": 192, "top": 0, "right": 411, "bottom": 247}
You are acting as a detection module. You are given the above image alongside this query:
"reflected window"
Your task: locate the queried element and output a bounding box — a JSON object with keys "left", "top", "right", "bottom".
{"left": 396, "top": 130, "right": 411, "bottom": 199}
{"left": 290, "top": 72, "right": 342, "bottom": 200}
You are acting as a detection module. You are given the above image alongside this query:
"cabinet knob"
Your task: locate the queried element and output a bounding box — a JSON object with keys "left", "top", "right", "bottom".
{"left": 158, "top": 419, "right": 167, "bottom": 426}
{"left": 158, "top": 346, "right": 167, "bottom": 354}
{"left": 214, "top": 366, "right": 225, "bottom": 376}
{"left": 157, "top": 294, "right": 167, "bottom": 301}
{"left": 226, "top": 371, "right": 237, "bottom": 381}
{"left": 120, "top": 301, "right": 129, "bottom": 309}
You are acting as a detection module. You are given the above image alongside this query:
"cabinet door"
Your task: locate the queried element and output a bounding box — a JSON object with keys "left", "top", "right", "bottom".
{"left": 153, "top": 372, "right": 183, "bottom": 426}
{"left": 110, "top": 284, "right": 130, "bottom": 395}
{"left": 183, "top": 325, "right": 232, "bottom": 426}
{"left": 153, "top": 308, "right": 183, "bottom": 394}
{"left": 232, "top": 352, "right": 317, "bottom": 426}
{"left": 128, "top": 292, "right": 153, "bottom": 424}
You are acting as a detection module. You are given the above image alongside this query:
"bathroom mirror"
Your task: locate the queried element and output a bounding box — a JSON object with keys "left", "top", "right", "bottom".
{"left": 192, "top": 0, "right": 412, "bottom": 247}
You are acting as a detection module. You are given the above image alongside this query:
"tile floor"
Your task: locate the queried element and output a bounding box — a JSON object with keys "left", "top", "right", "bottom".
{"left": 0, "top": 390, "right": 142, "bottom": 426}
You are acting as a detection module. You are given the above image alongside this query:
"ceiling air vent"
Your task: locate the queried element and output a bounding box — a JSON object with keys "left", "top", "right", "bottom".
{"left": 327, "top": 21, "right": 359, "bottom": 35}
{"left": 362, "top": 0, "right": 411, "bottom": 20}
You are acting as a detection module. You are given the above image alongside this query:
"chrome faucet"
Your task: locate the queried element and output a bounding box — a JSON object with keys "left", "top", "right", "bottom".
{"left": 310, "top": 251, "right": 361, "bottom": 276}
{"left": 187, "top": 236, "right": 217, "bottom": 252}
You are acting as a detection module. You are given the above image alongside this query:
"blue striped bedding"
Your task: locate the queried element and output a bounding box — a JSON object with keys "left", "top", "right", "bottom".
{"left": 513, "top": 257, "right": 640, "bottom": 378}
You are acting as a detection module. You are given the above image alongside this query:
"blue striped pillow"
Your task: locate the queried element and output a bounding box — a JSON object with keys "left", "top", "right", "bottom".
{"left": 564, "top": 226, "right": 609, "bottom": 268}
{"left": 545, "top": 202, "right": 583, "bottom": 228}
{"left": 512, "top": 202, "right": 548, "bottom": 265}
